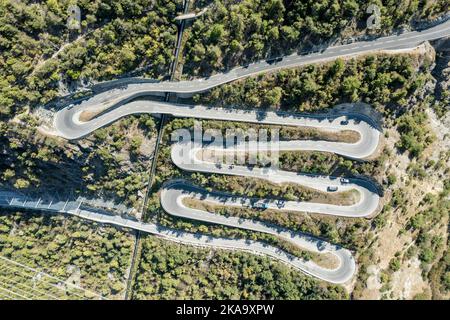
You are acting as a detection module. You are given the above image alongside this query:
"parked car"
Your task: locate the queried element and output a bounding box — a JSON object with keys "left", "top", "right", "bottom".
{"left": 340, "top": 178, "right": 350, "bottom": 184}
{"left": 327, "top": 186, "right": 338, "bottom": 192}
{"left": 340, "top": 120, "right": 349, "bottom": 125}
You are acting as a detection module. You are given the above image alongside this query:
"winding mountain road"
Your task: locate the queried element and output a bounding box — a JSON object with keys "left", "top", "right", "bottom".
{"left": 53, "top": 102, "right": 382, "bottom": 283}
{"left": 55, "top": 17, "right": 450, "bottom": 126}
{"left": 35, "top": 19, "right": 450, "bottom": 283}
{"left": 169, "top": 139, "right": 380, "bottom": 218}
{"left": 0, "top": 190, "right": 355, "bottom": 284}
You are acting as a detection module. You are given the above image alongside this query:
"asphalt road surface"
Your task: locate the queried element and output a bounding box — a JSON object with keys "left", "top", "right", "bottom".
{"left": 55, "top": 18, "right": 450, "bottom": 117}
{"left": 39, "top": 19, "right": 450, "bottom": 283}
{"left": 0, "top": 190, "right": 355, "bottom": 284}
{"left": 54, "top": 102, "right": 380, "bottom": 283}
{"left": 170, "top": 141, "right": 380, "bottom": 218}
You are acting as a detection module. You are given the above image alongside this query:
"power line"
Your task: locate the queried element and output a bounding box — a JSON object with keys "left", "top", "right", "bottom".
{"left": 0, "top": 285, "right": 31, "bottom": 300}
{"left": 0, "top": 266, "right": 69, "bottom": 300}
{"left": 0, "top": 255, "right": 104, "bottom": 300}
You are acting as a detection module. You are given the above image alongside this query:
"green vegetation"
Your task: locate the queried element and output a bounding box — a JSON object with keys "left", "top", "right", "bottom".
{"left": 407, "top": 188, "right": 449, "bottom": 271}
{"left": 0, "top": 0, "right": 166, "bottom": 208}
{"left": 150, "top": 49, "right": 449, "bottom": 299}
{"left": 431, "top": 46, "right": 450, "bottom": 118}
{"left": 1, "top": 0, "right": 449, "bottom": 299}
{"left": 146, "top": 115, "right": 373, "bottom": 262}
{"left": 131, "top": 235, "right": 347, "bottom": 299}
{"left": 0, "top": 0, "right": 181, "bottom": 119}
{"left": 193, "top": 54, "right": 428, "bottom": 114}
{"left": 0, "top": 211, "right": 134, "bottom": 299}
{"left": 0, "top": 114, "right": 156, "bottom": 208}
{"left": 395, "top": 106, "right": 436, "bottom": 158}
{"left": 184, "top": 0, "right": 448, "bottom": 75}
{"left": 435, "top": 247, "right": 450, "bottom": 293}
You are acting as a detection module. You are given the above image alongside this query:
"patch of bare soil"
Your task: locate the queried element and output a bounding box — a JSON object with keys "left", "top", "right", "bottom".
{"left": 365, "top": 265, "right": 382, "bottom": 299}
{"left": 356, "top": 101, "right": 449, "bottom": 300}
{"left": 426, "top": 108, "right": 450, "bottom": 162}
{"left": 390, "top": 257, "right": 429, "bottom": 299}
{"left": 279, "top": 127, "right": 361, "bottom": 143}
{"left": 66, "top": 265, "right": 82, "bottom": 287}
{"left": 374, "top": 214, "right": 414, "bottom": 270}
{"left": 312, "top": 252, "right": 340, "bottom": 270}
{"left": 79, "top": 110, "right": 101, "bottom": 122}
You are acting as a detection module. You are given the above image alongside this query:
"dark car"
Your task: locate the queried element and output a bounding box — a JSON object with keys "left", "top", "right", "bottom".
{"left": 266, "top": 57, "right": 283, "bottom": 64}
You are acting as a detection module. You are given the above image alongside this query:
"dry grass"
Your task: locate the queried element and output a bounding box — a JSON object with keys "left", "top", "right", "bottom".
{"left": 279, "top": 127, "right": 360, "bottom": 144}
{"left": 79, "top": 110, "right": 101, "bottom": 122}
{"left": 193, "top": 170, "right": 361, "bottom": 206}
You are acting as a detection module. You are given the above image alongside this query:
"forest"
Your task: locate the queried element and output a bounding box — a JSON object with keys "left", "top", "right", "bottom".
{"left": 0, "top": 211, "right": 134, "bottom": 298}
{"left": 146, "top": 49, "right": 450, "bottom": 299}
{"left": 0, "top": 0, "right": 182, "bottom": 119}
{"left": 0, "top": 0, "right": 449, "bottom": 300}
{"left": 183, "top": 0, "right": 449, "bottom": 75}
{"left": 131, "top": 235, "right": 347, "bottom": 299}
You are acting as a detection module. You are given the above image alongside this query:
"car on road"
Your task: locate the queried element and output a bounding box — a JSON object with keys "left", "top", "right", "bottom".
{"left": 266, "top": 57, "right": 283, "bottom": 64}
{"left": 327, "top": 186, "right": 338, "bottom": 192}
{"left": 252, "top": 201, "right": 269, "bottom": 210}
{"left": 263, "top": 167, "right": 274, "bottom": 175}
{"left": 276, "top": 200, "right": 286, "bottom": 209}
